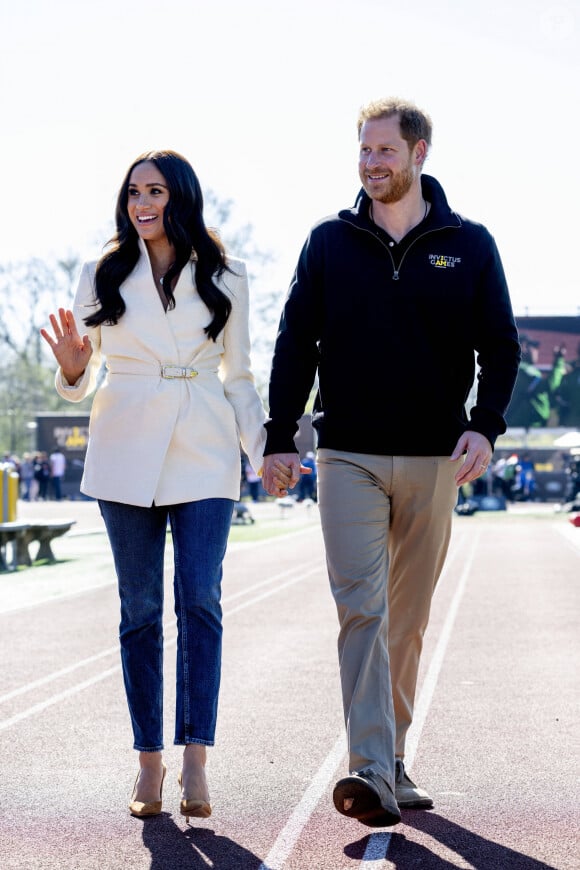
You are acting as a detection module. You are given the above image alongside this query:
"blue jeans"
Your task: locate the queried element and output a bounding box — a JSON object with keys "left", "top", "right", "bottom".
{"left": 98, "top": 498, "right": 234, "bottom": 752}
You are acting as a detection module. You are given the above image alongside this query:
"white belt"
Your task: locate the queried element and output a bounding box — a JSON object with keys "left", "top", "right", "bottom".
{"left": 160, "top": 365, "right": 198, "bottom": 379}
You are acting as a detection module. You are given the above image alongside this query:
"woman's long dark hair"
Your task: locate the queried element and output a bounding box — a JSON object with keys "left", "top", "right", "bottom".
{"left": 85, "top": 150, "right": 232, "bottom": 341}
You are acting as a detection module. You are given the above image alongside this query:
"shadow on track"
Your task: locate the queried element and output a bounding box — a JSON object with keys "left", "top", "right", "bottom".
{"left": 344, "top": 811, "right": 558, "bottom": 869}
{"left": 140, "top": 813, "right": 263, "bottom": 869}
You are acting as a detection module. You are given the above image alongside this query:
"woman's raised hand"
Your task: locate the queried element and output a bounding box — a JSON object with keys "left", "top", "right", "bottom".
{"left": 40, "top": 308, "right": 93, "bottom": 385}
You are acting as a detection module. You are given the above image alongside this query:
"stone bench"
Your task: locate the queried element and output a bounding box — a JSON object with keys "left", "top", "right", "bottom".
{"left": 0, "top": 521, "right": 31, "bottom": 571}
{"left": 0, "top": 520, "right": 76, "bottom": 570}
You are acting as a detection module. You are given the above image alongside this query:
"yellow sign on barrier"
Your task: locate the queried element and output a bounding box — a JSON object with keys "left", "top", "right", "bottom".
{"left": 0, "top": 463, "right": 19, "bottom": 522}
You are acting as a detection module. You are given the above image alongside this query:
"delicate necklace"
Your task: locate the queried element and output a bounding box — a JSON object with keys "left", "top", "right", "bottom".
{"left": 370, "top": 199, "right": 429, "bottom": 226}
{"left": 153, "top": 263, "right": 174, "bottom": 286}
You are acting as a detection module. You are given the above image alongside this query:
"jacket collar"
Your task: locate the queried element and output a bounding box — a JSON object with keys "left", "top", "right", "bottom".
{"left": 137, "top": 237, "right": 198, "bottom": 268}
{"left": 339, "top": 174, "right": 462, "bottom": 232}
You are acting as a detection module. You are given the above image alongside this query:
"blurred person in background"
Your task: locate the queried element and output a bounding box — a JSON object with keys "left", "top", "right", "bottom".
{"left": 49, "top": 445, "right": 66, "bottom": 500}
{"left": 298, "top": 451, "right": 317, "bottom": 501}
{"left": 19, "top": 453, "right": 35, "bottom": 501}
{"left": 244, "top": 458, "right": 262, "bottom": 502}
{"left": 33, "top": 452, "right": 51, "bottom": 500}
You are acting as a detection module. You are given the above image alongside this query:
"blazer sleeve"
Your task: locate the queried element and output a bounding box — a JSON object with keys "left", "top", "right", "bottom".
{"left": 54, "top": 261, "right": 104, "bottom": 402}
{"left": 218, "top": 260, "right": 267, "bottom": 474}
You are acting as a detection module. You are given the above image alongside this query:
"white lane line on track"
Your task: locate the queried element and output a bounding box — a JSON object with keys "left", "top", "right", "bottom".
{"left": 0, "top": 561, "right": 322, "bottom": 730}
{"left": 224, "top": 565, "right": 324, "bottom": 616}
{"left": 360, "top": 529, "right": 479, "bottom": 864}
{"left": 359, "top": 833, "right": 393, "bottom": 865}
{"left": 223, "top": 563, "right": 324, "bottom": 603}
{"left": 258, "top": 732, "right": 347, "bottom": 870}
{"left": 0, "top": 644, "right": 120, "bottom": 704}
{"left": 0, "top": 561, "right": 321, "bottom": 705}
{"left": 403, "top": 531, "right": 479, "bottom": 769}
{"left": 552, "top": 521, "right": 580, "bottom": 553}
{"left": 254, "top": 531, "right": 477, "bottom": 869}
{"left": 0, "top": 665, "right": 121, "bottom": 732}
{"left": 0, "top": 524, "right": 321, "bottom": 616}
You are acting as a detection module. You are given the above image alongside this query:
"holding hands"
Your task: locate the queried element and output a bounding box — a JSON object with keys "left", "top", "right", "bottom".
{"left": 40, "top": 308, "right": 92, "bottom": 385}
{"left": 262, "top": 453, "right": 311, "bottom": 498}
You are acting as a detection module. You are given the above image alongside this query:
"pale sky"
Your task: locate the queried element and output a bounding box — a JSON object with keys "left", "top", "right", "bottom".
{"left": 1, "top": 0, "right": 579, "bottom": 316}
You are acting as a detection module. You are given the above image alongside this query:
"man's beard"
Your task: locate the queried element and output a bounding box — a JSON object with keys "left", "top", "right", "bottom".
{"left": 369, "top": 162, "right": 414, "bottom": 204}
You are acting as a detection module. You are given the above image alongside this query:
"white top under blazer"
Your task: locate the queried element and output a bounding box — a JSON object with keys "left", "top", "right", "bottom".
{"left": 56, "top": 240, "right": 267, "bottom": 507}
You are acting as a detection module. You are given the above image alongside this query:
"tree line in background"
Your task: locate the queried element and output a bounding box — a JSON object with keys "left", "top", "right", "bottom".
{"left": 0, "top": 192, "right": 285, "bottom": 457}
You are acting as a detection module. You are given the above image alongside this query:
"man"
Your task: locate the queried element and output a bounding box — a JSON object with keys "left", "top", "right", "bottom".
{"left": 262, "top": 97, "right": 520, "bottom": 828}
{"left": 298, "top": 451, "right": 317, "bottom": 501}
{"left": 49, "top": 446, "right": 66, "bottom": 500}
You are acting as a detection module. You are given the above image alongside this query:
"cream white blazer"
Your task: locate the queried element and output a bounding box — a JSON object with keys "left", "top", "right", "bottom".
{"left": 56, "top": 241, "right": 267, "bottom": 507}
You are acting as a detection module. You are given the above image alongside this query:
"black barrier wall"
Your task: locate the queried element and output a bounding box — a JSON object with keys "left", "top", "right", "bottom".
{"left": 35, "top": 413, "right": 90, "bottom": 500}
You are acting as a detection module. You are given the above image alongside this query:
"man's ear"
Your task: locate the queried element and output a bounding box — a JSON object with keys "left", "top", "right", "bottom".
{"left": 415, "top": 139, "right": 428, "bottom": 166}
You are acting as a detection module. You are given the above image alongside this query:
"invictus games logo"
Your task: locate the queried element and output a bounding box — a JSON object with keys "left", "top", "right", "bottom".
{"left": 54, "top": 425, "right": 89, "bottom": 451}
{"left": 429, "top": 254, "right": 462, "bottom": 269}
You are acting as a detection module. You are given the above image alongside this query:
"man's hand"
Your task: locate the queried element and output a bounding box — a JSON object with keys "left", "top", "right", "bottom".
{"left": 262, "top": 453, "right": 312, "bottom": 497}
{"left": 450, "top": 430, "right": 492, "bottom": 486}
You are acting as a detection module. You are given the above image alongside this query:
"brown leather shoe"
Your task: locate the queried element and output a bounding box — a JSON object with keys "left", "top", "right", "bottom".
{"left": 395, "top": 760, "right": 433, "bottom": 809}
{"left": 333, "top": 769, "right": 401, "bottom": 827}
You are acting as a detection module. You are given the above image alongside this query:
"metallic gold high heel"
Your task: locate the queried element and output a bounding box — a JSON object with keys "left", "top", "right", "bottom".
{"left": 177, "top": 771, "right": 212, "bottom": 822}
{"left": 129, "top": 763, "right": 167, "bottom": 817}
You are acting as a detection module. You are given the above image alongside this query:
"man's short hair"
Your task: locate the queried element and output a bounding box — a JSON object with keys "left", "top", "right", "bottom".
{"left": 357, "top": 97, "right": 433, "bottom": 153}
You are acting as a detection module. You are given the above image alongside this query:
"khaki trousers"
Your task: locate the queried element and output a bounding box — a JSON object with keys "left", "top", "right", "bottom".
{"left": 317, "top": 449, "right": 460, "bottom": 787}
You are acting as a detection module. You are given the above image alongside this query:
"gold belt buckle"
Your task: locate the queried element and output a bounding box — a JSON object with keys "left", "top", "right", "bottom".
{"left": 161, "top": 365, "right": 198, "bottom": 379}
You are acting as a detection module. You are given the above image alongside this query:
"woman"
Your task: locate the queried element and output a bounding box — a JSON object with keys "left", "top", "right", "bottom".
{"left": 41, "top": 151, "right": 289, "bottom": 820}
